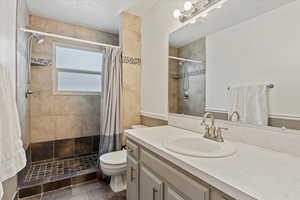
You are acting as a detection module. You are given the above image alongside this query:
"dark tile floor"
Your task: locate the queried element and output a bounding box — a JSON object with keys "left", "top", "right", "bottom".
{"left": 22, "top": 181, "right": 126, "bottom": 200}
{"left": 21, "top": 154, "right": 98, "bottom": 187}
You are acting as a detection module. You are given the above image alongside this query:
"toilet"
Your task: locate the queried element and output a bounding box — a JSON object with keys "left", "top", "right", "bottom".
{"left": 99, "top": 125, "right": 147, "bottom": 192}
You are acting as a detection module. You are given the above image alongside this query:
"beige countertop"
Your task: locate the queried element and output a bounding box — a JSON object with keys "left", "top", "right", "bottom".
{"left": 125, "top": 125, "right": 300, "bottom": 200}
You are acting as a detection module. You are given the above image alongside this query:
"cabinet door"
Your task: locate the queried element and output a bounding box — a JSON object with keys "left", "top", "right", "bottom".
{"left": 210, "top": 189, "right": 235, "bottom": 200}
{"left": 140, "top": 165, "right": 164, "bottom": 200}
{"left": 165, "top": 185, "right": 186, "bottom": 200}
{"left": 127, "top": 155, "right": 139, "bottom": 200}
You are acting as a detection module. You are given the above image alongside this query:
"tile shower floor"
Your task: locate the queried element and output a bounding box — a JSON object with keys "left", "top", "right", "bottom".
{"left": 23, "top": 181, "right": 126, "bottom": 200}
{"left": 21, "top": 154, "right": 98, "bottom": 187}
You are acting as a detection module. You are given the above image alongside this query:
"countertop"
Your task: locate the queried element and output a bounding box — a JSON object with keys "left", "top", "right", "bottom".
{"left": 125, "top": 126, "right": 300, "bottom": 200}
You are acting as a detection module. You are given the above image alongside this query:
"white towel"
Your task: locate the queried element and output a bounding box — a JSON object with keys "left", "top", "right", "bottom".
{"left": 0, "top": 65, "right": 26, "bottom": 199}
{"left": 228, "top": 85, "right": 269, "bottom": 126}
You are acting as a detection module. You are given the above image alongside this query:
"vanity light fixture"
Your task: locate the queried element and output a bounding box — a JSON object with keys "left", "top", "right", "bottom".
{"left": 173, "top": 0, "right": 229, "bottom": 24}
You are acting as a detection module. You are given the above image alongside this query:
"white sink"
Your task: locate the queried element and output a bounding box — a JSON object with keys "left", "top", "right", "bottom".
{"left": 163, "top": 136, "right": 236, "bottom": 158}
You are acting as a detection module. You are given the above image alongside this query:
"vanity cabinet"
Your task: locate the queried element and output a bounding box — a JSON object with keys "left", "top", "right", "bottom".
{"left": 126, "top": 139, "right": 235, "bottom": 200}
{"left": 127, "top": 151, "right": 139, "bottom": 200}
{"left": 140, "top": 165, "right": 164, "bottom": 200}
{"left": 164, "top": 184, "right": 186, "bottom": 200}
{"left": 210, "top": 189, "right": 235, "bottom": 200}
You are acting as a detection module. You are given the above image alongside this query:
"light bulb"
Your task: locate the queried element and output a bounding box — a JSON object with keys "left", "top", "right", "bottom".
{"left": 189, "top": 19, "right": 196, "bottom": 24}
{"left": 216, "top": 4, "right": 222, "bottom": 9}
{"left": 184, "top": 1, "right": 193, "bottom": 11}
{"left": 173, "top": 9, "right": 182, "bottom": 19}
{"left": 201, "top": 12, "right": 208, "bottom": 18}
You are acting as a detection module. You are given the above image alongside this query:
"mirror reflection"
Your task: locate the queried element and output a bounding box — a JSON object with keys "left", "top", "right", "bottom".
{"left": 169, "top": 0, "right": 300, "bottom": 130}
{"left": 169, "top": 38, "right": 206, "bottom": 117}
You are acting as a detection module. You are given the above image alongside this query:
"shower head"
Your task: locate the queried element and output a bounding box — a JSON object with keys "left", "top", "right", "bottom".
{"left": 31, "top": 33, "right": 44, "bottom": 44}
{"left": 178, "top": 61, "right": 185, "bottom": 66}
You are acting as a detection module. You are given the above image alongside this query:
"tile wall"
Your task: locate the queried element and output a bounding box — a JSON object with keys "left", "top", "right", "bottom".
{"left": 120, "top": 12, "right": 142, "bottom": 130}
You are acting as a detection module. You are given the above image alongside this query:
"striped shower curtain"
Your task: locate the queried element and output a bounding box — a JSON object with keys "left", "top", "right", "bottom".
{"left": 99, "top": 48, "right": 123, "bottom": 155}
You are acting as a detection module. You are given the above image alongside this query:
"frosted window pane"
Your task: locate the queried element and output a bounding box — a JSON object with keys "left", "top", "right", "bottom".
{"left": 56, "top": 46, "right": 102, "bottom": 72}
{"left": 58, "top": 72, "right": 101, "bottom": 92}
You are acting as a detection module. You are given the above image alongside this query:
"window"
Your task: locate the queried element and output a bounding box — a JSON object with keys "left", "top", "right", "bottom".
{"left": 54, "top": 45, "right": 103, "bottom": 95}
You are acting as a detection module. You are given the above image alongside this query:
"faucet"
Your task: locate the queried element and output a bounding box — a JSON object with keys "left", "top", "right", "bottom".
{"left": 201, "top": 112, "right": 228, "bottom": 143}
{"left": 229, "top": 111, "right": 240, "bottom": 122}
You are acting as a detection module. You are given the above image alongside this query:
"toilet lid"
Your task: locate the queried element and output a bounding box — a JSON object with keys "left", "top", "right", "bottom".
{"left": 100, "top": 150, "right": 127, "bottom": 165}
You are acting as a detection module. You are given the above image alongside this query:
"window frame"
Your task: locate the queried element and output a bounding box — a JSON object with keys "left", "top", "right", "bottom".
{"left": 52, "top": 42, "right": 103, "bottom": 96}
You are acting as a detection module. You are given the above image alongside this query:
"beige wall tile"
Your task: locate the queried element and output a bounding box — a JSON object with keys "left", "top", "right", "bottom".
{"left": 55, "top": 115, "right": 82, "bottom": 140}
{"left": 30, "top": 91, "right": 54, "bottom": 117}
{"left": 30, "top": 66, "right": 53, "bottom": 92}
{"left": 31, "top": 116, "right": 56, "bottom": 142}
{"left": 141, "top": 116, "right": 168, "bottom": 127}
{"left": 82, "top": 114, "right": 100, "bottom": 136}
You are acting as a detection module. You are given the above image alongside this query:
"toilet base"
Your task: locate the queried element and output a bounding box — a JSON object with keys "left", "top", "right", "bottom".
{"left": 110, "top": 174, "right": 127, "bottom": 192}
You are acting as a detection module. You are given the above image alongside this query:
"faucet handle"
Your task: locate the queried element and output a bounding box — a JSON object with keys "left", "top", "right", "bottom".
{"left": 217, "top": 127, "right": 228, "bottom": 131}
{"left": 215, "top": 127, "right": 228, "bottom": 142}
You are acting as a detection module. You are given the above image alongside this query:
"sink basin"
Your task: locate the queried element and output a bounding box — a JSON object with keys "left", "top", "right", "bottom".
{"left": 163, "top": 136, "right": 236, "bottom": 158}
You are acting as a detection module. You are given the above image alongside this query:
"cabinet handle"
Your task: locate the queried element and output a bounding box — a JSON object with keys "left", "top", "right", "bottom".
{"left": 130, "top": 167, "right": 136, "bottom": 182}
{"left": 153, "top": 188, "right": 158, "bottom": 200}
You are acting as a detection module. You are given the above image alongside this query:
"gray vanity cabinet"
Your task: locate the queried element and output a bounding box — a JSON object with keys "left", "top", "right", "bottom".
{"left": 165, "top": 185, "right": 186, "bottom": 200}
{"left": 126, "top": 139, "right": 234, "bottom": 200}
{"left": 210, "top": 189, "right": 235, "bottom": 200}
{"left": 127, "top": 155, "right": 139, "bottom": 200}
{"left": 140, "top": 165, "right": 164, "bottom": 200}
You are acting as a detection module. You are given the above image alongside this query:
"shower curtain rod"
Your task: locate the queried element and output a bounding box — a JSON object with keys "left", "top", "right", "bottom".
{"left": 20, "top": 28, "right": 121, "bottom": 49}
{"left": 168, "top": 56, "right": 203, "bottom": 64}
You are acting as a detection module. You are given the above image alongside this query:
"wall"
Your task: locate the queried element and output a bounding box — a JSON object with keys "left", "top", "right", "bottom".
{"left": 29, "top": 16, "right": 119, "bottom": 143}
{"left": 141, "top": 0, "right": 183, "bottom": 119}
{"left": 0, "top": 0, "right": 19, "bottom": 199}
{"left": 206, "top": 0, "right": 300, "bottom": 121}
{"left": 120, "top": 12, "right": 142, "bottom": 129}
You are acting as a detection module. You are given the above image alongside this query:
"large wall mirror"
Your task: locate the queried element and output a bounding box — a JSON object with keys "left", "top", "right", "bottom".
{"left": 168, "top": 0, "right": 300, "bottom": 130}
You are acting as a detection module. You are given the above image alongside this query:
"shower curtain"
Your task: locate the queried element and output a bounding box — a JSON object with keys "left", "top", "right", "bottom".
{"left": 99, "top": 48, "right": 123, "bottom": 155}
{"left": 0, "top": 65, "right": 26, "bottom": 199}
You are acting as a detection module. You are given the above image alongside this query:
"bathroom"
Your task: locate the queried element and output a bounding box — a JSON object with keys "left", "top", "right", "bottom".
{"left": 1, "top": 0, "right": 300, "bottom": 200}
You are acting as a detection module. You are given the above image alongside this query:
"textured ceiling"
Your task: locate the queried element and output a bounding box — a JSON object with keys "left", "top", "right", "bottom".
{"left": 25, "top": 0, "right": 159, "bottom": 33}
{"left": 170, "top": 0, "right": 297, "bottom": 47}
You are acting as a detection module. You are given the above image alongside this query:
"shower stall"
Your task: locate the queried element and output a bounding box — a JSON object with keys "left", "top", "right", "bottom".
{"left": 169, "top": 37, "right": 206, "bottom": 117}
{"left": 17, "top": 16, "right": 119, "bottom": 199}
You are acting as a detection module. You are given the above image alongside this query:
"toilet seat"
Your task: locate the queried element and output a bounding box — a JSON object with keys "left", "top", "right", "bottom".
{"left": 100, "top": 150, "right": 127, "bottom": 165}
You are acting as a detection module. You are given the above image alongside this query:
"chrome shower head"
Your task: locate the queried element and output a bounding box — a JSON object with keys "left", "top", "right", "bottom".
{"left": 178, "top": 61, "right": 185, "bottom": 66}
{"left": 32, "top": 33, "right": 44, "bottom": 44}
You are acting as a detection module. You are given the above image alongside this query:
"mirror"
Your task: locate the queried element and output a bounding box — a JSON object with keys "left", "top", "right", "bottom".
{"left": 169, "top": 0, "right": 300, "bottom": 130}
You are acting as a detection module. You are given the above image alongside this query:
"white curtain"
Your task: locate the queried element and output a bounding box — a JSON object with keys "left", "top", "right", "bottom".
{"left": 99, "top": 48, "right": 123, "bottom": 155}
{"left": 0, "top": 65, "right": 26, "bottom": 199}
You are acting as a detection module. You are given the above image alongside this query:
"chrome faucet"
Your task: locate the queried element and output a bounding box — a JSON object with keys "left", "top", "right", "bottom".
{"left": 229, "top": 111, "right": 240, "bottom": 122}
{"left": 201, "top": 112, "right": 228, "bottom": 143}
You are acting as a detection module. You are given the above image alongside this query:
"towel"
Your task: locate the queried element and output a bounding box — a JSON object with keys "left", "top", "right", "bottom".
{"left": 0, "top": 65, "right": 26, "bottom": 199}
{"left": 228, "top": 85, "right": 269, "bottom": 126}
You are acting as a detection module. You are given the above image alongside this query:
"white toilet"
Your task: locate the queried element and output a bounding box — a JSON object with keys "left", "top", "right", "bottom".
{"left": 99, "top": 125, "right": 147, "bottom": 192}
